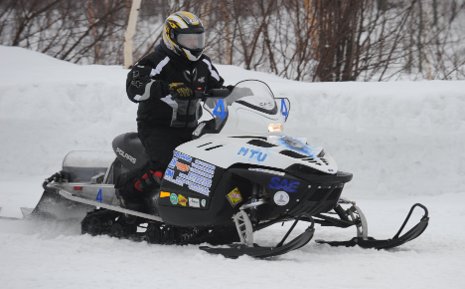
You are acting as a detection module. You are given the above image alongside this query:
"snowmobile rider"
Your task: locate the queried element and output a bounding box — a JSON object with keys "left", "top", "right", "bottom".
{"left": 118, "top": 11, "right": 225, "bottom": 213}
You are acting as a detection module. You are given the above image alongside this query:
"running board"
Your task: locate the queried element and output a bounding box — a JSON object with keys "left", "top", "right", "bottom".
{"left": 58, "top": 189, "right": 163, "bottom": 222}
{"left": 316, "top": 203, "right": 429, "bottom": 250}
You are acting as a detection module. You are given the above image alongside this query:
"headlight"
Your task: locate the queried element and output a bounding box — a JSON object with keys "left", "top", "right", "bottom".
{"left": 268, "top": 123, "right": 283, "bottom": 133}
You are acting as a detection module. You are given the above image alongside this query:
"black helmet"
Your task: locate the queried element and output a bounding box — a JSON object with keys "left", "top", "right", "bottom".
{"left": 162, "top": 11, "right": 205, "bottom": 61}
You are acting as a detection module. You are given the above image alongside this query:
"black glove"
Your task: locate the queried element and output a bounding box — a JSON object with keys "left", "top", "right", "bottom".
{"left": 225, "top": 85, "right": 235, "bottom": 92}
{"left": 168, "top": 82, "right": 193, "bottom": 99}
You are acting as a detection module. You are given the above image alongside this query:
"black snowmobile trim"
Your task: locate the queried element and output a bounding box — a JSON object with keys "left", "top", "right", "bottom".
{"left": 254, "top": 215, "right": 293, "bottom": 231}
{"left": 247, "top": 139, "right": 277, "bottom": 148}
{"left": 199, "top": 218, "right": 315, "bottom": 259}
{"left": 316, "top": 203, "right": 429, "bottom": 250}
{"left": 312, "top": 205, "right": 359, "bottom": 228}
{"left": 287, "top": 164, "right": 353, "bottom": 181}
{"left": 235, "top": 99, "right": 278, "bottom": 115}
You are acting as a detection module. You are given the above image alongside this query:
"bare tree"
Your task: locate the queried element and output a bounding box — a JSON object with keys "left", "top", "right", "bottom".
{"left": 1, "top": 0, "right": 464, "bottom": 80}
{"left": 124, "top": 0, "right": 142, "bottom": 68}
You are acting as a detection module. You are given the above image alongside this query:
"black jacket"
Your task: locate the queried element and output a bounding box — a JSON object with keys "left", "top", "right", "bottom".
{"left": 126, "top": 43, "right": 224, "bottom": 128}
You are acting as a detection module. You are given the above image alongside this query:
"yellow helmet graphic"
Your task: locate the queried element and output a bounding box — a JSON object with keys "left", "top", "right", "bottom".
{"left": 162, "top": 11, "right": 205, "bottom": 61}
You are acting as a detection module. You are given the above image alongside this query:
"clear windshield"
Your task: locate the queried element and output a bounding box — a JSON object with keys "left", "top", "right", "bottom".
{"left": 224, "top": 81, "right": 277, "bottom": 112}
{"left": 203, "top": 80, "right": 288, "bottom": 135}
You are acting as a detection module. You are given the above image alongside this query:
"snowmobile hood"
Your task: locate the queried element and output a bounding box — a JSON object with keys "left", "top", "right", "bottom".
{"left": 175, "top": 134, "right": 337, "bottom": 174}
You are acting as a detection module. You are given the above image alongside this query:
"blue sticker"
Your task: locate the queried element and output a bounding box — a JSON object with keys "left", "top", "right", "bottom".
{"left": 213, "top": 99, "right": 227, "bottom": 121}
{"left": 96, "top": 188, "right": 103, "bottom": 203}
{"left": 165, "top": 168, "right": 175, "bottom": 178}
{"left": 278, "top": 136, "right": 315, "bottom": 158}
{"left": 237, "top": 147, "right": 268, "bottom": 162}
{"left": 168, "top": 157, "right": 177, "bottom": 169}
{"left": 268, "top": 176, "right": 300, "bottom": 193}
{"left": 280, "top": 99, "right": 289, "bottom": 120}
{"left": 173, "top": 151, "right": 192, "bottom": 162}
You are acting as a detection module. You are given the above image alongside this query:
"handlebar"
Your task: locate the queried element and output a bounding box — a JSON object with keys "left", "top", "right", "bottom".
{"left": 194, "top": 87, "right": 231, "bottom": 100}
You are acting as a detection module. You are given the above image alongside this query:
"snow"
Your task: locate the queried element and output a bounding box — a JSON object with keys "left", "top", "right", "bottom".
{"left": 0, "top": 45, "right": 464, "bottom": 288}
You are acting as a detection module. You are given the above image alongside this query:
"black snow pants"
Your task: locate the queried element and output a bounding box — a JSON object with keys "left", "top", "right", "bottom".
{"left": 115, "top": 125, "right": 194, "bottom": 211}
{"left": 138, "top": 125, "right": 195, "bottom": 173}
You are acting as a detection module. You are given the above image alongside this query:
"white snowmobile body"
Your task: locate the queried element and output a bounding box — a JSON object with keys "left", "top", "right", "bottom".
{"left": 33, "top": 80, "right": 429, "bottom": 258}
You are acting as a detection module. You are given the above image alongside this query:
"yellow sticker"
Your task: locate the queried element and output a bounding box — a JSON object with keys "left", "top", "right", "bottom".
{"left": 159, "top": 191, "right": 171, "bottom": 198}
{"left": 178, "top": 194, "right": 188, "bottom": 207}
{"left": 226, "top": 187, "right": 243, "bottom": 207}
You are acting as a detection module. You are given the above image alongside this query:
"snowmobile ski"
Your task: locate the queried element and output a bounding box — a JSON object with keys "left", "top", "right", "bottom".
{"left": 316, "top": 203, "right": 429, "bottom": 249}
{"left": 200, "top": 219, "right": 315, "bottom": 258}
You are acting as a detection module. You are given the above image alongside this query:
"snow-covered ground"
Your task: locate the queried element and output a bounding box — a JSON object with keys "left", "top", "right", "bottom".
{"left": 0, "top": 46, "right": 464, "bottom": 289}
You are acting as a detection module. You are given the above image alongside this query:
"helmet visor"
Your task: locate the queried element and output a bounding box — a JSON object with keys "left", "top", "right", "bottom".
{"left": 177, "top": 33, "right": 205, "bottom": 50}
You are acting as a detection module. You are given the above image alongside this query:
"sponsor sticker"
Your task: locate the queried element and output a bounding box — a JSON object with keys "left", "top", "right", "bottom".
{"left": 226, "top": 187, "right": 243, "bottom": 207}
{"left": 160, "top": 191, "right": 171, "bottom": 198}
{"left": 178, "top": 194, "right": 188, "bottom": 207}
{"left": 176, "top": 161, "right": 190, "bottom": 172}
{"left": 201, "top": 199, "right": 207, "bottom": 208}
{"left": 273, "top": 191, "right": 290, "bottom": 206}
{"left": 170, "top": 193, "right": 178, "bottom": 205}
{"left": 268, "top": 176, "right": 300, "bottom": 193}
{"left": 164, "top": 152, "right": 216, "bottom": 196}
{"left": 189, "top": 197, "right": 200, "bottom": 208}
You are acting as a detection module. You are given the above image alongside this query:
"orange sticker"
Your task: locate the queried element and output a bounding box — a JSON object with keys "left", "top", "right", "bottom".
{"left": 176, "top": 162, "right": 190, "bottom": 172}
{"left": 159, "top": 191, "right": 171, "bottom": 198}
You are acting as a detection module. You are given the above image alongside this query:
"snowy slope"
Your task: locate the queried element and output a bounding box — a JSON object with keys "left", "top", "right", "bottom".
{"left": 0, "top": 46, "right": 464, "bottom": 289}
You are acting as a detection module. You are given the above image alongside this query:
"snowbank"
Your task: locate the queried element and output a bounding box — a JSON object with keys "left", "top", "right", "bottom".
{"left": 0, "top": 45, "right": 464, "bottom": 200}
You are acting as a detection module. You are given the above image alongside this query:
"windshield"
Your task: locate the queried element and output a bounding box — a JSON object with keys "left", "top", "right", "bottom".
{"left": 203, "top": 80, "right": 289, "bottom": 135}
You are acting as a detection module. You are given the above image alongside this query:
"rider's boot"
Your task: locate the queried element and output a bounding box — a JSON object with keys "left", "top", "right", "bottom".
{"left": 116, "top": 170, "right": 163, "bottom": 215}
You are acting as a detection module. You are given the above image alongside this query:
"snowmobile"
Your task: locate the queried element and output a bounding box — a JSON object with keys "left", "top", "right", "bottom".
{"left": 32, "top": 80, "right": 429, "bottom": 258}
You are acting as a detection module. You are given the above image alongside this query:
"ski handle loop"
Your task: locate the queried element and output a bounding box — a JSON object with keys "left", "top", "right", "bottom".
{"left": 393, "top": 203, "right": 429, "bottom": 239}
